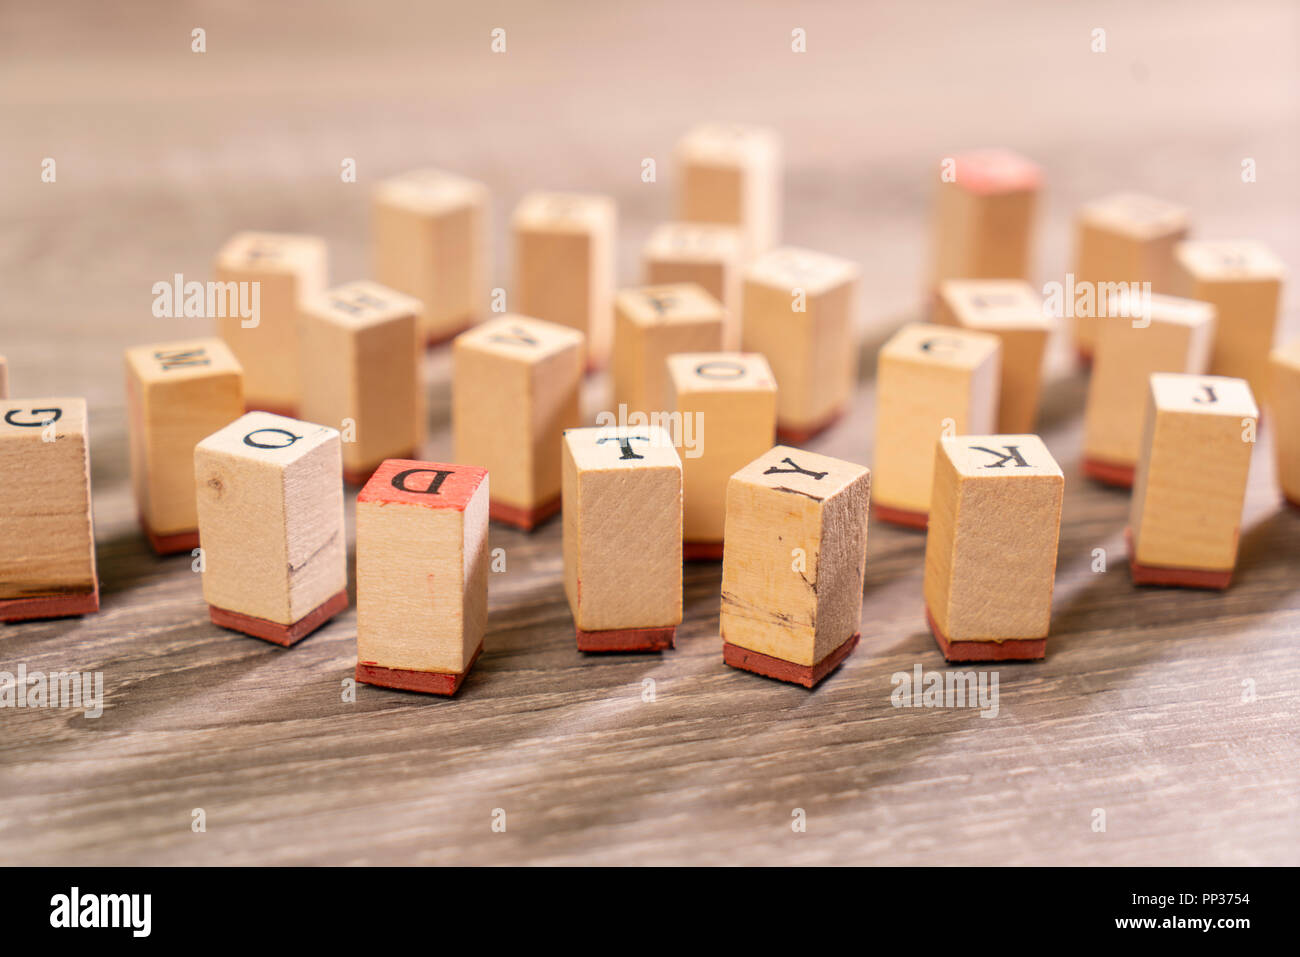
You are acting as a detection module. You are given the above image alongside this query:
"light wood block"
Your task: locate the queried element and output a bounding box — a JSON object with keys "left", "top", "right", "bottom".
{"left": 0, "top": 356, "right": 7, "bottom": 398}
{"left": 0, "top": 397, "right": 98, "bottom": 621}
{"left": 194, "top": 411, "right": 347, "bottom": 645}
{"left": 742, "top": 246, "right": 859, "bottom": 440}
{"left": 1172, "top": 240, "right": 1285, "bottom": 398}
{"left": 512, "top": 191, "right": 616, "bottom": 368}
{"left": 934, "top": 279, "right": 1052, "bottom": 434}
{"left": 666, "top": 352, "right": 777, "bottom": 555}
{"left": 930, "top": 149, "right": 1041, "bottom": 286}
{"left": 642, "top": 222, "right": 745, "bottom": 347}
{"left": 675, "top": 123, "right": 781, "bottom": 256}
{"left": 562, "top": 426, "right": 682, "bottom": 651}
{"left": 1128, "top": 373, "right": 1258, "bottom": 588}
{"left": 873, "top": 323, "right": 1001, "bottom": 527}
{"left": 1270, "top": 340, "right": 1300, "bottom": 509}
{"left": 125, "top": 338, "right": 244, "bottom": 553}
{"left": 923, "top": 434, "right": 1063, "bottom": 660}
{"left": 719, "top": 445, "right": 870, "bottom": 687}
{"left": 299, "top": 281, "right": 424, "bottom": 486}
{"left": 355, "top": 459, "right": 489, "bottom": 695}
{"left": 1072, "top": 192, "right": 1190, "bottom": 357}
{"left": 1082, "top": 294, "right": 1215, "bottom": 486}
{"left": 372, "top": 167, "right": 490, "bottom": 346}
{"left": 612, "top": 283, "right": 725, "bottom": 418}
{"left": 453, "top": 315, "right": 584, "bottom": 530}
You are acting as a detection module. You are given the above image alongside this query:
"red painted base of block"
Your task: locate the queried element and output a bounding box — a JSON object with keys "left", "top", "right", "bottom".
{"left": 875, "top": 503, "right": 929, "bottom": 530}
{"left": 140, "top": 516, "right": 199, "bottom": 555}
{"left": 775, "top": 407, "right": 844, "bottom": 445}
{"left": 1125, "top": 526, "right": 1233, "bottom": 590}
{"left": 1075, "top": 346, "right": 1094, "bottom": 369}
{"left": 683, "top": 540, "right": 724, "bottom": 561}
{"left": 1082, "top": 456, "right": 1135, "bottom": 488}
{"left": 0, "top": 585, "right": 100, "bottom": 623}
{"left": 925, "top": 605, "right": 1045, "bottom": 661}
{"left": 490, "top": 494, "right": 561, "bottom": 532}
{"left": 576, "top": 625, "right": 676, "bottom": 652}
{"left": 723, "top": 632, "right": 860, "bottom": 689}
{"left": 244, "top": 402, "right": 297, "bottom": 419}
{"left": 209, "top": 588, "right": 349, "bottom": 647}
{"left": 1286, "top": 494, "right": 1300, "bottom": 512}
{"left": 356, "top": 642, "right": 483, "bottom": 696}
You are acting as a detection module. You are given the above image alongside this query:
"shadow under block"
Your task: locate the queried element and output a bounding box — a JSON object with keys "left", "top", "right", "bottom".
{"left": 355, "top": 460, "right": 489, "bottom": 694}
{"left": 1270, "top": 340, "right": 1300, "bottom": 507}
{"left": 1082, "top": 295, "right": 1215, "bottom": 487}
{"left": 874, "top": 322, "right": 1001, "bottom": 526}
{"left": 214, "top": 231, "right": 328, "bottom": 415}
{"left": 720, "top": 445, "right": 870, "bottom": 687}
{"left": 0, "top": 398, "right": 98, "bottom": 622}
{"left": 1172, "top": 240, "right": 1285, "bottom": 399}
{"left": 934, "top": 279, "right": 1052, "bottom": 434}
{"left": 453, "top": 315, "right": 584, "bottom": 530}
{"left": 1128, "top": 373, "right": 1258, "bottom": 588}
{"left": 667, "top": 353, "right": 776, "bottom": 550}
{"left": 512, "top": 191, "right": 616, "bottom": 367}
{"left": 125, "top": 337, "right": 245, "bottom": 553}
{"left": 642, "top": 222, "right": 745, "bottom": 347}
{"left": 194, "top": 412, "right": 347, "bottom": 644}
{"left": 930, "top": 149, "right": 1040, "bottom": 285}
{"left": 299, "top": 281, "right": 424, "bottom": 482}
{"left": 562, "top": 427, "right": 683, "bottom": 651}
{"left": 674, "top": 123, "right": 781, "bottom": 257}
{"left": 742, "top": 247, "right": 860, "bottom": 439}
{"left": 1071, "top": 192, "right": 1190, "bottom": 356}
{"left": 922, "top": 435, "right": 1063, "bottom": 660}
{"left": 612, "top": 283, "right": 725, "bottom": 417}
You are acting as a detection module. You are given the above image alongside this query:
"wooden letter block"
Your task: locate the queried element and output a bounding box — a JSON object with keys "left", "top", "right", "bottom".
{"left": 214, "top": 231, "right": 328, "bottom": 417}
{"left": 1128, "top": 374, "right": 1258, "bottom": 589}
{"left": 667, "top": 353, "right": 777, "bottom": 558}
{"left": 125, "top": 337, "right": 244, "bottom": 553}
{"left": 194, "top": 412, "right": 347, "bottom": 645}
{"left": 512, "top": 192, "right": 616, "bottom": 368}
{"left": 742, "top": 246, "right": 860, "bottom": 441}
{"left": 355, "top": 460, "right": 489, "bottom": 696}
{"left": 874, "top": 323, "right": 1001, "bottom": 528}
{"left": 453, "top": 315, "right": 584, "bottom": 530}
{"left": 299, "top": 281, "right": 424, "bottom": 487}
{"left": 1072, "top": 192, "right": 1189, "bottom": 358}
{"left": 641, "top": 222, "right": 744, "bottom": 346}
{"left": 923, "top": 435, "right": 1063, "bottom": 661}
{"left": 372, "top": 167, "right": 490, "bottom": 346}
{"left": 1172, "top": 240, "right": 1286, "bottom": 398}
{"left": 931, "top": 149, "right": 1041, "bottom": 286}
{"left": 1270, "top": 340, "right": 1300, "bottom": 510}
{"left": 720, "top": 446, "right": 870, "bottom": 687}
{"left": 934, "top": 279, "right": 1052, "bottom": 433}
{"left": 0, "top": 398, "right": 98, "bottom": 621}
{"left": 562, "top": 426, "right": 682, "bottom": 652}
{"left": 612, "top": 283, "right": 725, "bottom": 417}
{"left": 675, "top": 123, "right": 781, "bottom": 256}
{"left": 1082, "top": 294, "right": 1215, "bottom": 487}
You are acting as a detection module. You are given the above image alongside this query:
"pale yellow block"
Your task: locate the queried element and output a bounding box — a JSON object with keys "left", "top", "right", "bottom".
{"left": 930, "top": 149, "right": 1041, "bottom": 285}
{"left": 675, "top": 123, "right": 781, "bottom": 256}
{"left": 1270, "top": 340, "right": 1300, "bottom": 507}
{"left": 642, "top": 222, "right": 745, "bottom": 347}
{"left": 612, "top": 284, "right": 726, "bottom": 417}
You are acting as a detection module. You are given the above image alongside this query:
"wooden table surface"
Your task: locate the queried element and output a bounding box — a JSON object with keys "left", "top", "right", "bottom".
{"left": 2, "top": 1, "right": 1298, "bottom": 865}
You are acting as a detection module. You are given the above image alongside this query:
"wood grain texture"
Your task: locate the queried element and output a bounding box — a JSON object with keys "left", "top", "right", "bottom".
{"left": 0, "top": 0, "right": 1298, "bottom": 866}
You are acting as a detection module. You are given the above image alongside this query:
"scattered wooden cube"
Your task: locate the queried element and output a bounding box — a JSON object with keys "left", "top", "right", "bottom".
{"left": 355, "top": 459, "right": 489, "bottom": 696}
{"left": 1072, "top": 192, "right": 1189, "bottom": 359}
{"left": 612, "top": 283, "right": 725, "bottom": 417}
{"left": 372, "top": 167, "right": 490, "bottom": 346}
{"left": 675, "top": 123, "right": 781, "bottom": 256}
{"left": 641, "top": 222, "right": 745, "bottom": 346}
{"left": 214, "top": 231, "right": 328, "bottom": 417}
{"left": 720, "top": 445, "right": 870, "bottom": 687}
{"left": 194, "top": 411, "right": 348, "bottom": 645}
{"left": 512, "top": 191, "right": 616, "bottom": 369}
{"left": 453, "top": 315, "right": 584, "bottom": 530}
{"left": 1082, "top": 294, "right": 1215, "bottom": 487}
{"left": 1172, "top": 240, "right": 1286, "bottom": 398}
{"left": 125, "top": 337, "right": 245, "bottom": 553}
{"left": 299, "top": 281, "right": 424, "bottom": 486}
{"left": 923, "top": 434, "right": 1063, "bottom": 661}
{"left": 667, "top": 352, "right": 777, "bottom": 559}
{"left": 0, "top": 398, "right": 98, "bottom": 621}
{"left": 1128, "top": 373, "right": 1258, "bottom": 589}
{"left": 874, "top": 323, "right": 1001, "bottom": 528}
{"left": 1271, "top": 340, "right": 1300, "bottom": 510}
{"left": 562, "top": 426, "right": 682, "bottom": 652}
{"left": 931, "top": 149, "right": 1041, "bottom": 286}
{"left": 742, "top": 246, "right": 860, "bottom": 441}
{"left": 934, "top": 279, "right": 1052, "bottom": 433}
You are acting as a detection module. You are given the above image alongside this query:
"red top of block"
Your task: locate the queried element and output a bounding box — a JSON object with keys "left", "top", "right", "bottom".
{"left": 357, "top": 459, "right": 487, "bottom": 510}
